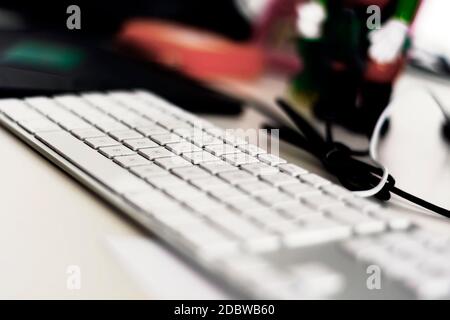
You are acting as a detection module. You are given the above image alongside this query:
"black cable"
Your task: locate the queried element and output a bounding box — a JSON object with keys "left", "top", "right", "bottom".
{"left": 275, "top": 98, "right": 450, "bottom": 218}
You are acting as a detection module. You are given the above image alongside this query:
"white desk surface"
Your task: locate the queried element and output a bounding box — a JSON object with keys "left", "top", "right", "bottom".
{"left": 0, "top": 70, "right": 449, "bottom": 299}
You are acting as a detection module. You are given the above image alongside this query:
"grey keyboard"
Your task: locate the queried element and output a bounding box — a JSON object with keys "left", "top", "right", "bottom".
{"left": 0, "top": 90, "right": 449, "bottom": 299}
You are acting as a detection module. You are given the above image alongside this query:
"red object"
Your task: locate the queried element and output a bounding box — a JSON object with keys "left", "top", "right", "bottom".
{"left": 118, "top": 19, "right": 265, "bottom": 81}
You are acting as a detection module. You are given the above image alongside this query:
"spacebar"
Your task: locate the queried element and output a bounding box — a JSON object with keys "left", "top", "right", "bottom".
{"left": 36, "top": 131, "right": 151, "bottom": 194}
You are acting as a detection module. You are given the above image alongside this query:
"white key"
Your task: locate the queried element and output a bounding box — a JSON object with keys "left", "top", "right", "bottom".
{"left": 236, "top": 180, "right": 274, "bottom": 196}
{"left": 300, "top": 173, "right": 332, "bottom": 188}
{"left": 114, "top": 154, "right": 151, "bottom": 168}
{"left": 279, "top": 183, "right": 321, "bottom": 198}
{"left": 204, "top": 143, "right": 238, "bottom": 156}
{"left": 369, "top": 210, "right": 412, "bottom": 230}
{"left": 302, "top": 194, "right": 345, "bottom": 210}
{"left": 150, "top": 133, "right": 183, "bottom": 145}
{"left": 278, "top": 163, "right": 308, "bottom": 176}
{"left": 223, "top": 196, "right": 268, "bottom": 213}
{"left": 136, "top": 125, "right": 168, "bottom": 137}
{"left": 222, "top": 153, "right": 259, "bottom": 166}
{"left": 109, "top": 130, "right": 143, "bottom": 141}
{"left": 260, "top": 172, "right": 299, "bottom": 186}
{"left": 172, "top": 166, "right": 210, "bottom": 180}
{"left": 283, "top": 216, "right": 351, "bottom": 247}
{"left": 207, "top": 214, "right": 279, "bottom": 252}
{"left": 72, "top": 128, "right": 105, "bottom": 140}
{"left": 166, "top": 141, "right": 201, "bottom": 155}
{"left": 158, "top": 119, "right": 192, "bottom": 131}
{"left": 190, "top": 133, "right": 223, "bottom": 147}
{"left": 36, "top": 131, "right": 150, "bottom": 194}
{"left": 85, "top": 136, "right": 120, "bottom": 149}
{"left": 326, "top": 207, "right": 386, "bottom": 235}
{"left": 146, "top": 175, "right": 186, "bottom": 189}
{"left": 322, "top": 184, "right": 353, "bottom": 200}
{"left": 125, "top": 191, "right": 183, "bottom": 212}
{"left": 18, "top": 119, "right": 62, "bottom": 133}
{"left": 182, "top": 151, "right": 220, "bottom": 164}
{"left": 95, "top": 121, "right": 130, "bottom": 133}
{"left": 182, "top": 195, "right": 224, "bottom": 212}
{"left": 154, "top": 156, "right": 192, "bottom": 170}
{"left": 241, "top": 162, "right": 279, "bottom": 176}
{"left": 257, "top": 153, "right": 286, "bottom": 166}
{"left": 130, "top": 164, "right": 169, "bottom": 178}
{"left": 345, "top": 197, "right": 380, "bottom": 212}
{"left": 199, "top": 160, "right": 238, "bottom": 174}
{"left": 275, "top": 203, "right": 319, "bottom": 218}
{"left": 190, "top": 176, "right": 231, "bottom": 191}
{"left": 222, "top": 134, "right": 248, "bottom": 146}
{"left": 256, "top": 190, "right": 297, "bottom": 207}
{"left": 138, "top": 147, "right": 174, "bottom": 160}
{"left": 99, "top": 145, "right": 135, "bottom": 158}
{"left": 237, "top": 144, "right": 266, "bottom": 156}
{"left": 208, "top": 186, "right": 246, "bottom": 200}
{"left": 0, "top": 99, "right": 43, "bottom": 121}
{"left": 288, "top": 263, "right": 345, "bottom": 299}
{"left": 218, "top": 170, "right": 258, "bottom": 185}
{"left": 123, "top": 138, "right": 158, "bottom": 151}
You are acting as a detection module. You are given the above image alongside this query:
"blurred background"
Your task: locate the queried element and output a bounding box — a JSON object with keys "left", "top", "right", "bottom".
{"left": 0, "top": 0, "right": 448, "bottom": 117}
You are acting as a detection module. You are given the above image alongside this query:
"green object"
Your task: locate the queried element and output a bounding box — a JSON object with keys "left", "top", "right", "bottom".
{"left": 2, "top": 41, "right": 84, "bottom": 71}
{"left": 395, "top": 0, "right": 421, "bottom": 24}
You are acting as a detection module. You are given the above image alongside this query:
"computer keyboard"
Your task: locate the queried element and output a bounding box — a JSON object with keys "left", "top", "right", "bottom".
{"left": 0, "top": 90, "right": 449, "bottom": 299}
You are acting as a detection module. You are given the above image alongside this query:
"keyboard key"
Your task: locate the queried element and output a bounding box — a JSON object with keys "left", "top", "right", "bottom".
{"left": 146, "top": 175, "right": 186, "bottom": 189}
{"left": 130, "top": 164, "right": 169, "bottom": 178}
{"left": 237, "top": 144, "right": 266, "bottom": 156}
{"left": 345, "top": 197, "right": 380, "bottom": 212}
{"left": 95, "top": 121, "right": 130, "bottom": 133}
{"left": 322, "top": 184, "right": 353, "bottom": 200}
{"left": 72, "top": 128, "right": 105, "bottom": 140}
{"left": 208, "top": 186, "right": 247, "bottom": 200}
{"left": 99, "top": 145, "right": 135, "bottom": 158}
{"left": 109, "top": 130, "right": 143, "bottom": 141}
{"left": 282, "top": 216, "right": 351, "bottom": 247}
{"left": 18, "top": 119, "right": 62, "bottom": 133}
{"left": 280, "top": 183, "right": 321, "bottom": 198}
{"left": 241, "top": 162, "right": 279, "bottom": 176}
{"left": 222, "top": 153, "right": 259, "bottom": 166}
{"left": 114, "top": 154, "right": 151, "bottom": 168}
{"left": 190, "top": 133, "right": 223, "bottom": 147}
{"left": 150, "top": 133, "right": 183, "bottom": 145}
{"left": 154, "top": 156, "right": 193, "bottom": 170}
{"left": 257, "top": 153, "right": 286, "bottom": 166}
{"left": 182, "top": 151, "right": 220, "bottom": 164}
{"left": 85, "top": 136, "right": 121, "bottom": 149}
{"left": 36, "top": 131, "right": 150, "bottom": 194}
{"left": 138, "top": 147, "right": 174, "bottom": 160}
{"left": 136, "top": 125, "right": 168, "bottom": 137}
{"left": 260, "top": 172, "right": 299, "bottom": 187}
{"left": 190, "top": 176, "right": 231, "bottom": 191}
{"left": 123, "top": 138, "right": 158, "bottom": 151}
{"left": 199, "top": 160, "right": 238, "bottom": 174}
{"left": 223, "top": 196, "right": 268, "bottom": 213}
{"left": 326, "top": 207, "right": 386, "bottom": 235}
{"left": 256, "top": 190, "right": 297, "bottom": 207}
{"left": 204, "top": 143, "right": 238, "bottom": 156}
{"left": 218, "top": 170, "right": 258, "bottom": 185}
{"left": 300, "top": 173, "right": 332, "bottom": 188}
{"left": 278, "top": 163, "right": 308, "bottom": 176}
{"left": 172, "top": 166, "right": 210, "bottom": 180}
{"left": 302, "top": 194, "right": 345, "bottom": 210}
{"left": 236, "top": 180, "right": 274, "bottom": 195}
{"left": 166, "top": 141, "right": 201, "bottom": 155}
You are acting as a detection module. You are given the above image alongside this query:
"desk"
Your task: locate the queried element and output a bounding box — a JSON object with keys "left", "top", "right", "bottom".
{"left": 0, "top": 70, "right": 449, "bottom": 298}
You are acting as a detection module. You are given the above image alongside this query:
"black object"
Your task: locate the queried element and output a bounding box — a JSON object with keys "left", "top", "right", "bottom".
{"left": 443, "top": 121, "right": 450, "bottom": 143}
{"left": 269, "top": 98, "right": 450, "bottom": 218}
{"left": 0, "top": 31, "right": 242, "bottom": 115}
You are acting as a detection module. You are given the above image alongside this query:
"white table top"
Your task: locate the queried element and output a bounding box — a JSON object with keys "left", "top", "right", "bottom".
{"left": 0, "top": 70, "right": 449, "bottom": 298}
